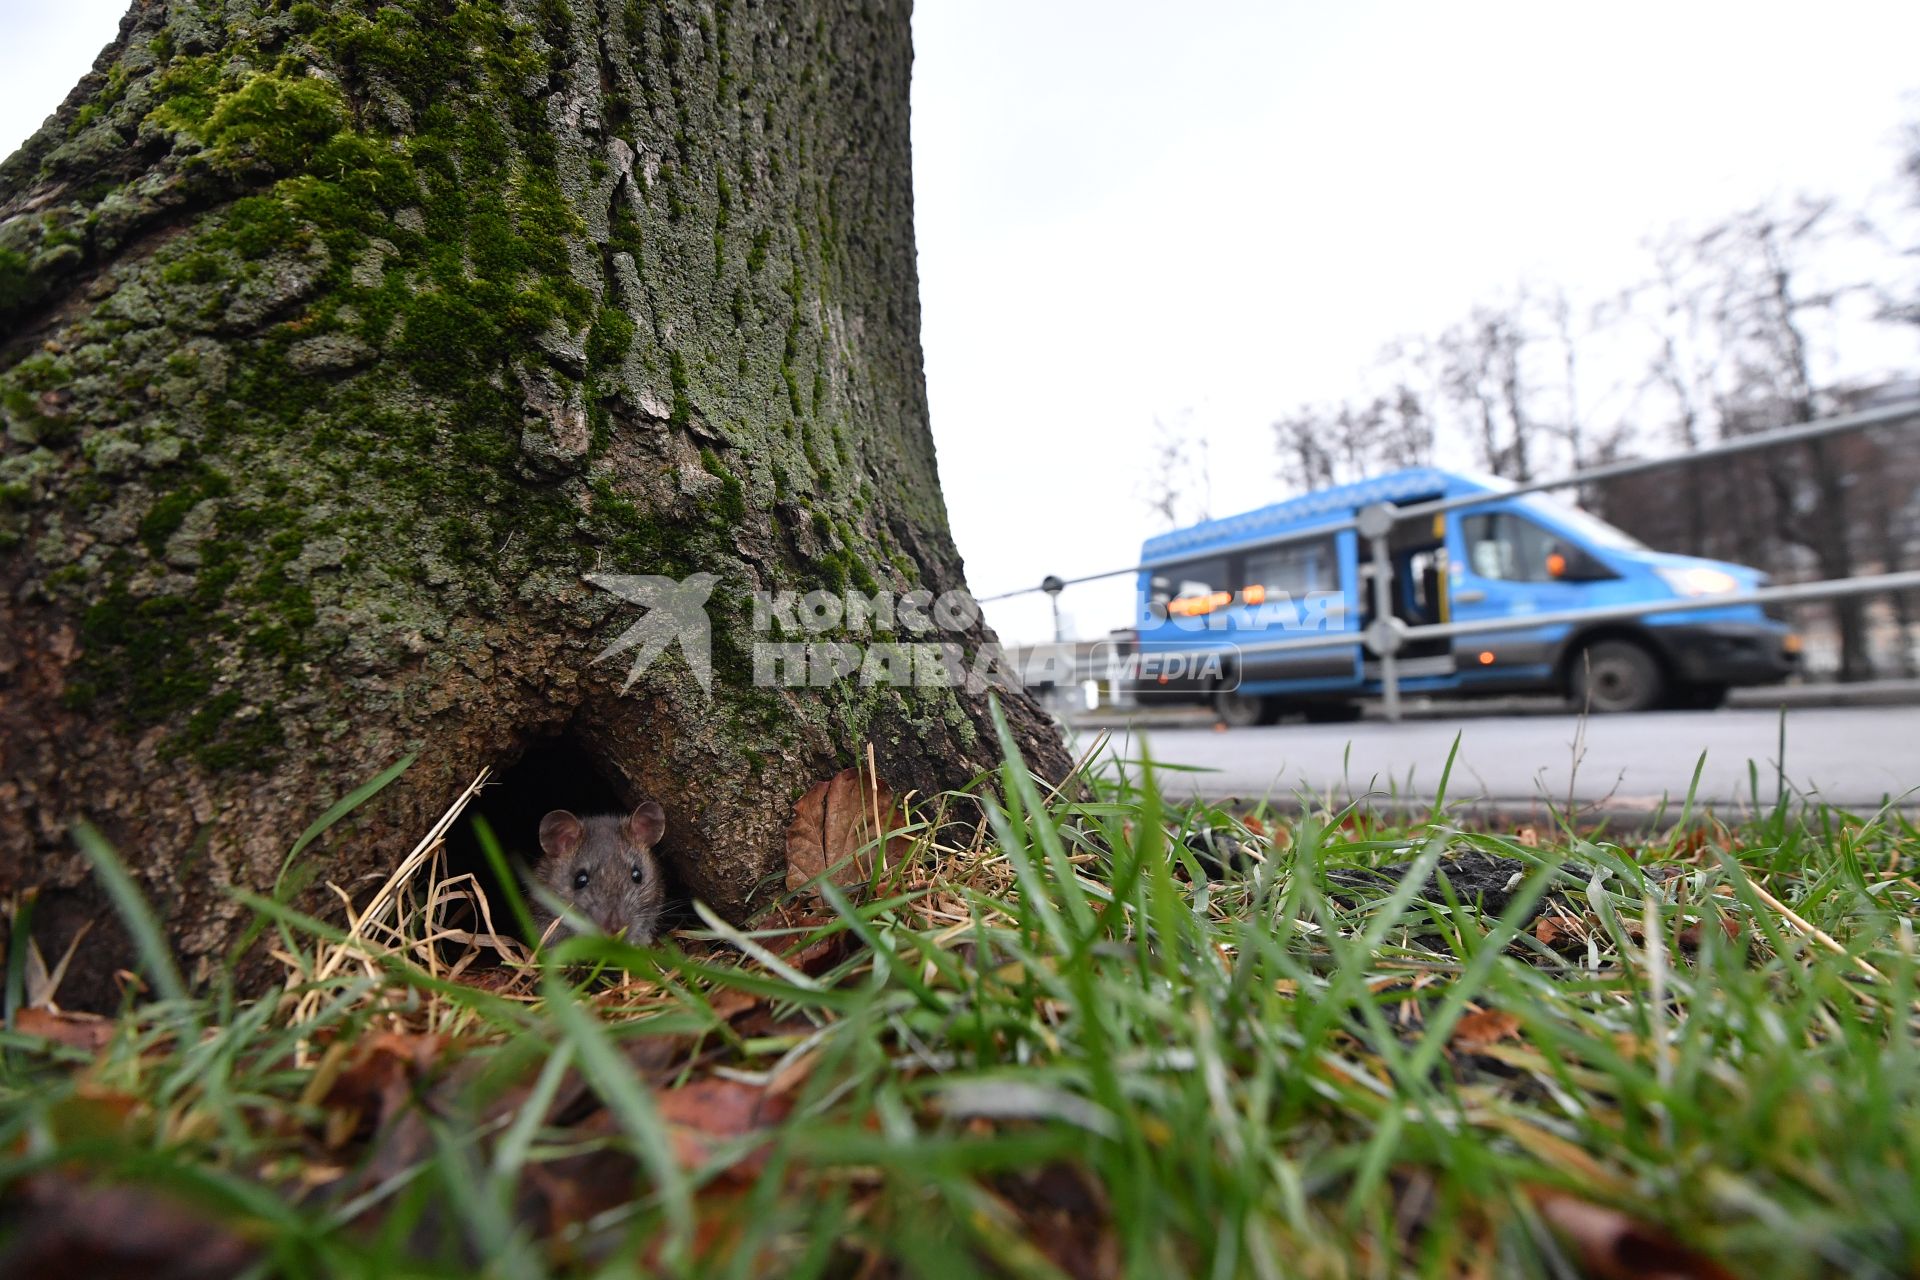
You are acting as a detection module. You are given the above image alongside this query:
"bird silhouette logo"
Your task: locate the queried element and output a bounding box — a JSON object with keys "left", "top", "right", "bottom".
{"left": 585, "top": 572, "right": 720, "bottom": 694}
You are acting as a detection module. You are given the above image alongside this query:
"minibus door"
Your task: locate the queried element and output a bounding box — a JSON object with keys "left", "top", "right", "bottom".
{"left": 1448, "top": 507, "right": 1598, "bottom": 671}
{"left": 1360, "top": 511, "right": 1453, "bottom": 679}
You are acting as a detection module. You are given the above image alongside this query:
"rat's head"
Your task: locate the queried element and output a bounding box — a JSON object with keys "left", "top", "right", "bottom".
{"left": 533, "top": 801, "right": 667, "bottom": 943}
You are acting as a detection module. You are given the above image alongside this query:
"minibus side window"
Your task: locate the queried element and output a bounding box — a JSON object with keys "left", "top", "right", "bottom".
{"left": 1461, "top": 513, "right": 1564, "bottom": 583}
{"left": 1244, "top": 540, "right": 1327, "bottom": 597}
{"left": 1146, "top": 557, "right": 1228, "bottom": 619}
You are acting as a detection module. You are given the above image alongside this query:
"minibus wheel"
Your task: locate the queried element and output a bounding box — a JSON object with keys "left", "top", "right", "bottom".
{"left": 1213, "top": 688, "right": 1278, "bottom": 727}
{"left": 1569, "top": 639, "right": 1665, "bottom": 713}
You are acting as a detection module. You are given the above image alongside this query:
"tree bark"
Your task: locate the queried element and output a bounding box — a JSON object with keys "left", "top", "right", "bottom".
{"left": 0, "top": 0, "right": 1068, "bottom": 1004}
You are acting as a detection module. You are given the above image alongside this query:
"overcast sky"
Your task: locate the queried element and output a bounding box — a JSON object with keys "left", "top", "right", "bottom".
{"left": 5, "top": 1, "right": 1918, "bottom": 644}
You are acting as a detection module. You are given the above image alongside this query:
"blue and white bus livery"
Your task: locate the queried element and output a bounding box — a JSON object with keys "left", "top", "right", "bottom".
{"left": 1119, "top": 467, "right": 1799, "bottom": 725}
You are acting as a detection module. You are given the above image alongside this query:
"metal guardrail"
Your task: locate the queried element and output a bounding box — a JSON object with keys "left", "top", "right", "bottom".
{"left": 988, "top": 399, "right": 1920, "bottom": 721}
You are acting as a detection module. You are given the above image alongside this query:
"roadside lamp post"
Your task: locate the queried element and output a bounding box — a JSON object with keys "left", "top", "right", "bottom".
{"left": 1040, "top": 575, "right": 1066, "bottom": 645}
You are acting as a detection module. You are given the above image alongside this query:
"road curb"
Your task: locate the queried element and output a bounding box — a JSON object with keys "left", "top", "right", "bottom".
{"left": 1061, "top": 678, "right": 1920, "bottom": 732}
{"left": 1153, "top": 792, "right": 1920, "bottom": 827}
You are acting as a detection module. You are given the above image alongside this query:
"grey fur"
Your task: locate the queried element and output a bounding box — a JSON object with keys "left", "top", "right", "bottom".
{"left": 530, "top": 802, "right": 666, "bottom": 944}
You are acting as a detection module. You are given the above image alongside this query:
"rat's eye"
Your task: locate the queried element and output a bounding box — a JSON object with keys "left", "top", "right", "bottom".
{"left": 573, "top": 870, "right": 590, "bottom": 889}
{"left": 630, "top": 865, "right": 644, "bottom": 884}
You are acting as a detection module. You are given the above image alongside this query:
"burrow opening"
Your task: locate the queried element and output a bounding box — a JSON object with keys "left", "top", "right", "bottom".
{"left": 442, "top": 734, "right": 630, "bottom": 942}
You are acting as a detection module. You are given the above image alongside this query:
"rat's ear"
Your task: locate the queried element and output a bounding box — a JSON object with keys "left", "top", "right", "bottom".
{"left": 624, "top": 800, "right": 666, "bottom": 848}
{"left": 538, "top": 810, "right": 585, "bottom": 861}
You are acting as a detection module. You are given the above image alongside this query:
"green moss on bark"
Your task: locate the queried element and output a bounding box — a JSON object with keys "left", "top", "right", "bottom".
{"left": 1, "top": 0, "right": 1060, "bottom": 979}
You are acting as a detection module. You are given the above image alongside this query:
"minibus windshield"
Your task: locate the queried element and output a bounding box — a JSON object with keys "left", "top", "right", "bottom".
{"left": 1516, "top": 493, "right": 1648, "bottom": 552}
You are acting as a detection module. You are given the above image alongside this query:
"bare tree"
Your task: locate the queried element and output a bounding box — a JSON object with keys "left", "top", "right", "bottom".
{"left": 1271, "top": 378, "right": 1434, "bottom": 500}
{"left": 1141, "top": 412, "right": 1211, "bottom": 529}
{"left": 1629, "top": 232, "right": 1734, "bottom": 557}
{"left": 1545, "top": 288, "right": 1586, "bottom": 474}
{"left": 1702, "top": 200, "right": 1872, "bottom": 678}
{"left": 1375, "top": 383, "right": 1436, "bottom": 471}
{"left": 1893, "top": 116, "right": 1920, "bottom": 328}
{"left": 1272, "top": 404, "right": 1338, "bottom": 496}
{"left": 1436, "top": 302, "right": 1539, "bottom": 480}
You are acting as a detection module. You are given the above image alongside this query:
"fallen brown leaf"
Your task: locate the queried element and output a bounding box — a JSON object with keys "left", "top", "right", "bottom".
{"left": 1670, "top": 827, "right": 1714, "bottom": 859}
{"left": 704, "top": 986, "right": 762, "bottom": 1021}
{"left": 639, "top": 1183, "right": 787, "bottom": 1275}
{"left": 989, "top": 1162, "right": 1119, "bottom": 1280}
{"left": 1451, "top": 1008, "right": 1522, "bottom": 1050}
{"left": 318, "top": 1031, "right": 448, "bottom": 1149}
{"left": 786, "top": 931, "right": 852, "bottom": 978}
{"left": 13, "top": 1006, "right": 115, "bottom": 1053}
{"left": 1675, "top": 914, "right": 1743, "bottom": 952}
{"left": 756, "top": 903, "right": 848, "bottom": 977}
{"left": 1531, "top": 1188, "right": 1737, "bottom": 1280}
{"left": 1535, "top": 911, "right": 1588, "bottom": 951}
{"left": 531, "top": 1077, "right": 802, "bottom": 1267}
{"left": 785, "top": 765, "right": 912, "bottom": 896}
{"left": 0, "top": 1173, "right": 260, "bottom": 1280}
{"left": 518, "top": 1125, "right": 642, "bottom": 1242}
{"left": 729, "top": 1002, "right": 821, "bottom": 1044}
{"left": 656, "top": 1076, "right": 794, "bottom": 1178}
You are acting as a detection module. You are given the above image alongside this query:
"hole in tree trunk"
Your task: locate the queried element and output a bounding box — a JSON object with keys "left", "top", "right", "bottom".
{"left": 443, "top": 734, "right": 630, "bottom": 943}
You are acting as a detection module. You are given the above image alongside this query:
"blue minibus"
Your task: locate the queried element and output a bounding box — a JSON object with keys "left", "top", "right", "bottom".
{"left": 1120, "top": 467, "right": 1799, "bottom": 724}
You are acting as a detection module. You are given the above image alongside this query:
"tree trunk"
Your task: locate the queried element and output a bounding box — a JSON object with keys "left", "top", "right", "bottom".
{"left": 0, "top": 0, "right": 1069, "bottom": 1005}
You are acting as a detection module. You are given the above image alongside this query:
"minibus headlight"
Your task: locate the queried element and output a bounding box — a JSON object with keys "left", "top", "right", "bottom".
{"left": 1656, "top": 566, "right": 1739, "bottom": 598}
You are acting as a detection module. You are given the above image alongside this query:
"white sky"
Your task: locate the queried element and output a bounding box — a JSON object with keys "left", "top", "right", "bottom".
{"left": 4, "top": 1, "right": 1918, "bottom": 644}
{"left": 0, "top": 0, "right": 127, "bottom": 151}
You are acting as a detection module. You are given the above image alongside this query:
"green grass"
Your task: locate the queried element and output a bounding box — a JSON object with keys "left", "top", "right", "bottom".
{"left": 2, "top": 721, "right": 1918, "bottom": 1277}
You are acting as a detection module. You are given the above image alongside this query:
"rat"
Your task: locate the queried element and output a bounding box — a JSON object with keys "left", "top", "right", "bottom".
{"left": 528, "top": 800, "right": 667, "bottom": 944}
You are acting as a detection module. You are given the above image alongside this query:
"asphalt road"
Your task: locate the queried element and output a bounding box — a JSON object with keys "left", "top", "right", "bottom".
{"left": 1079, "top": 706, "right": 1920, "bottom": 816}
